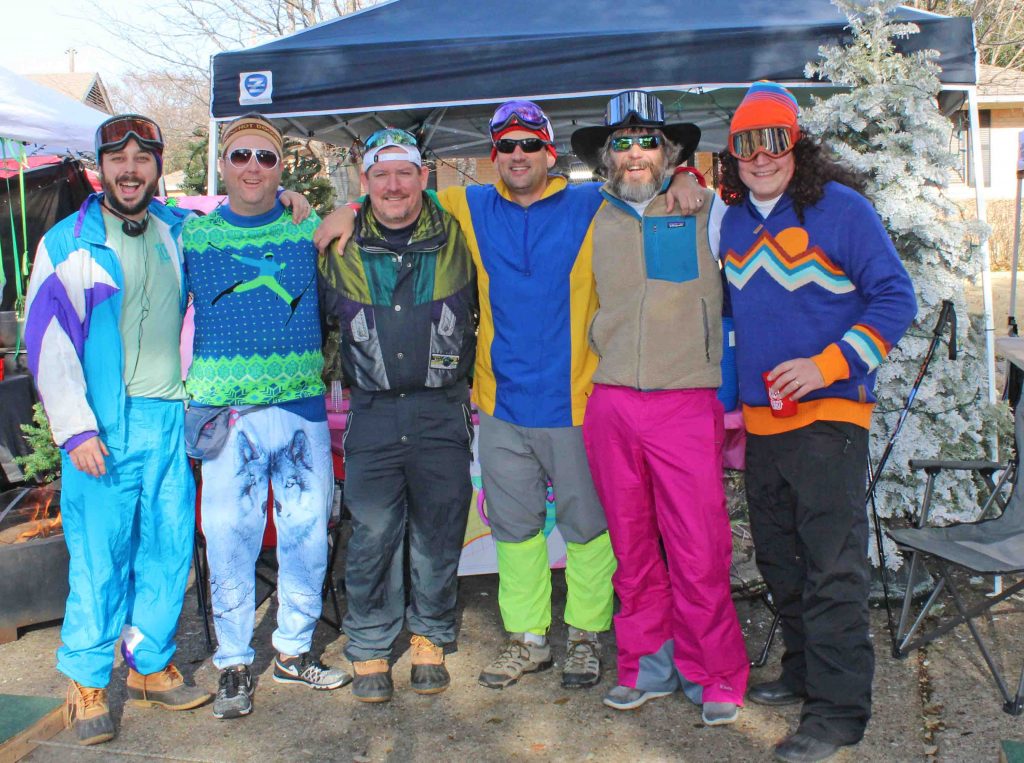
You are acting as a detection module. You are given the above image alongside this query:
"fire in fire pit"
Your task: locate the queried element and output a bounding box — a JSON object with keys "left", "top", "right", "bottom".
{"left": 0, "top": 486, "right": 69, "bottom": 644}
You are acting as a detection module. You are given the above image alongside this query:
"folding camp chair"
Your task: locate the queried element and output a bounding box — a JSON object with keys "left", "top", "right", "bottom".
{"left": 887, "top": 395, "right": 1024, "bottom": 715}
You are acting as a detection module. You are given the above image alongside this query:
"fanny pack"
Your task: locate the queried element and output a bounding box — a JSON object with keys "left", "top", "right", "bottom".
{"left": 184, "top": 404, "right": 258, "bottom": 460}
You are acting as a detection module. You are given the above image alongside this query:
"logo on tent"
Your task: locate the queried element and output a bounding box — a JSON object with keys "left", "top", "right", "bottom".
{"left": 239, "top": 71, "right": 273, "bottom": 105}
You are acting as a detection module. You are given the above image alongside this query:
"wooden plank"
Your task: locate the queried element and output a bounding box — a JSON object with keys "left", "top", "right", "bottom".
{"left": 996, "top": 336, "right": 1024, "bottom": 371}
{"left": 0, "top": 695, "right": 64, "bottom": 763}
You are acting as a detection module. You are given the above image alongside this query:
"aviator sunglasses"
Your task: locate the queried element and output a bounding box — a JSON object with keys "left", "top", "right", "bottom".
{"left": 609, "top": 134, "right": 663, "bottom": 152}
{"left": 493, "top": 137, "right": 551, "bottom": 154}
{"left": 227, "top": 147, "right": 281, "bottom": 170}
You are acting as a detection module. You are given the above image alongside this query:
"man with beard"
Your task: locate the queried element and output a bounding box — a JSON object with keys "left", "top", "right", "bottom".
{"left": 314, "top": 102, "right": 705, "bottom": 694}
{"left": 25, "top": 114, "right": 212, "bottom": 745}
{"left": 570, "top": 90, "right": 749, "bottom": 724}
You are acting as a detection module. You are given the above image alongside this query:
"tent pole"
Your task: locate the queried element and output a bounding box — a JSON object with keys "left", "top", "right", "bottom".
{"left": 967, "top": 87, "right": 997, "bottom": 417}
{"left": 207, "top": 118, "right": 218, "bottom": 196}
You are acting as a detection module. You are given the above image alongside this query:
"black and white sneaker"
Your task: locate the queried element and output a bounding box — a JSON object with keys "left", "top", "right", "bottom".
{"left": 273, "top": 653, "right": 351, "bottom": 690}
{"left": 212, "top": 665, "right": 253, "bottom": 720}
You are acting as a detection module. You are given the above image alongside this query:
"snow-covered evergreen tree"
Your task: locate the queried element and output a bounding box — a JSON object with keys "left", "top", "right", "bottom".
{"left": 802, "top": 0, "right": 1006, "bottom": 565}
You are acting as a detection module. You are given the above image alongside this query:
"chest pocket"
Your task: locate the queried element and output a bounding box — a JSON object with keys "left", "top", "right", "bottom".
{"left": 643, "top": 217, "right": 699, "bottom": 283}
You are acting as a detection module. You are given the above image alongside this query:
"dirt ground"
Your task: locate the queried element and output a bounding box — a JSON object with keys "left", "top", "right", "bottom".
{"left": 2, "top": 562, "right": 1024, "bottom": 763}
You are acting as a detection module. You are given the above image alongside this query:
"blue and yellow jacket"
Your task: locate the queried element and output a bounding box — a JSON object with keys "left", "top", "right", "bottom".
{"left": 439, "top": 178, "right": 604, "bottom": 427}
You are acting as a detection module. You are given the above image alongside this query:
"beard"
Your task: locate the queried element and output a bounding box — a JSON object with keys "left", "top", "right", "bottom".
{"left": 101, "top": 172, "right": 159, "bottom": 217}
{"left": 608, "top": 159, "right": 669, "bottom": 204}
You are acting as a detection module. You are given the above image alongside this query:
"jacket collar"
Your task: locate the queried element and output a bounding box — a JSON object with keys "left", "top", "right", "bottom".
{"left": 356, "top": 192, "right": 448, "bottom": 254}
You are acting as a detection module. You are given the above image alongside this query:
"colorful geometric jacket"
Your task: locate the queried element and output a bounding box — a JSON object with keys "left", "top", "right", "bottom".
{"left": 439, "top": 178, "right": 604, "bottom": 427}
{"left": 319, "top": 194, "right": 477, "bottom": 393}
{"left": 720, "top": 181, "right": 917, "bottom": 435}
{"left": 24, "top": 193, "right": 190, "bottom": 450}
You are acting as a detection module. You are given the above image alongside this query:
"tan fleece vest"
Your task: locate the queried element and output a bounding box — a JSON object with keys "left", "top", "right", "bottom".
{"left": 589, "top": 187, "right": 722, "bottom": 390}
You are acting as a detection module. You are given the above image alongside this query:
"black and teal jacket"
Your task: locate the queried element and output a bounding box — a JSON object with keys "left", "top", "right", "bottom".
{"left": 318, "top": 195, "right": 477, "bottom": 393}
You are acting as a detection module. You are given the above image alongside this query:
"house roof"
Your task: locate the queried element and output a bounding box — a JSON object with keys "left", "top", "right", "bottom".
{"left": 978, "top": 64, "right": 1024, "bottom": 100}
{"left": 26, "top": 72, "right": 113, "bottom": 114}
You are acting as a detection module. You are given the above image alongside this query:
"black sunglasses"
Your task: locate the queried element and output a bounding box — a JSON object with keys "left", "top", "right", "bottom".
{"left": 227, "top": 147, "right": 280, "bottom": 170}
{"left": 494, "top": 138, "right": 550, "bottom": 154}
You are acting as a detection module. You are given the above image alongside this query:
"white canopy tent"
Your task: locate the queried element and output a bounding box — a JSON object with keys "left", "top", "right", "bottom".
{"left": 0, "top": 65, "right": 107, "bottom": 156}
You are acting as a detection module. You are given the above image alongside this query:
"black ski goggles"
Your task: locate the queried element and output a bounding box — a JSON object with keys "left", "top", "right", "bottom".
{"left": 728, "top": 126, "right": 797, "bottom": 160}
{"left": 95, "top": 114, "right": 164, "bottom": 156}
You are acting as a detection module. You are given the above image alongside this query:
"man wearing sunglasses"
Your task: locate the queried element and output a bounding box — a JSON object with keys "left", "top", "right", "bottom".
{"left": 717, "top": 82, "right": 916, "bottom": 762}
{"left": 570, "top": 90, "right": 749, "bottom": 726}
{"left": 25, "top": 113, "right": 213, "bottom": 745}
{"left": 314, "top": 101, "right": 705, "bottom": 695}
{"left": 183, "top": 113, "right": 349, "bottom": 721}
{"left": 319, "top": 128, "right": 476, "bottom": 702}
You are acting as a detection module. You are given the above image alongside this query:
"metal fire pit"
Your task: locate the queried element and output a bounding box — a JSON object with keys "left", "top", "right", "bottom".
{"left": 0, "top": 486, "right": 67, "bottom": 644}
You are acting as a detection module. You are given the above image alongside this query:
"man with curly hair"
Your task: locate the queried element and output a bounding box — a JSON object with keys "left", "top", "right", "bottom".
{"left": 715, "top": 82, "right": 917, "bottom": 762}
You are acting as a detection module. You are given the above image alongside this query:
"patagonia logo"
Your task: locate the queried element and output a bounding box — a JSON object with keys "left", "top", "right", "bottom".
{"left": 438, "top": 303, "right": 456, "bottom": 337}
{"left": 668, "top": 221, "right": 687, "bottom": 229}
{"left": 430, "top": 353, "right": 459, "bottom": 369}
{"left": 350, "top": 309, "right": 370, "bottom": 342}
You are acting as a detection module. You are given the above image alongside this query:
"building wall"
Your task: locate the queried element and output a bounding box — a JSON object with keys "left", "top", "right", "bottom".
{"left": 948, "top": 105, "right": 1024, "bottom": 202}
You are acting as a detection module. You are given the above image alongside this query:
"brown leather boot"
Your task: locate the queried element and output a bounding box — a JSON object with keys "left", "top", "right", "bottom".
{"left": 65, "top": 680, "right": 115, "bottom": 746}
{"left": 410, "top": 635, "right": 450, "bottom": 695}
{"left": 126, "top": 664, "right": 212, "bottom": 710}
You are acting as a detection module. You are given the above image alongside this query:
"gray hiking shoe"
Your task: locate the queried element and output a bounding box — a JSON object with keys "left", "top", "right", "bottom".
{"left": 213, "top": 665, "right": 253, "bottom": 720}
{"left": 478, "top": 635, "right": 552, "bottom": 689}
{"left": 602, "top": 684, "right": 672, "bottom": 710}
{"left": 561, "top": 627, "right": 601, "bottom": 689}
{"left": 702, "top": 701, "right": 739, "bottom": 726}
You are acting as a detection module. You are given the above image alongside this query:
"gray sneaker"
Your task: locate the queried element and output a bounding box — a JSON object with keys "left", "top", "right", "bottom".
{"left": 213, "top": 665, "right": 253, "bottom": 720}
{"left": 273, "top": 653, "right": 351, "bottom": 690}
{"left": 702, "top": 701, "right": 739, "bottom": 726}
{"left": 602, "top": 684, "right": 672, "bottom": 710}
{"left": 478, "top": 635, "right": 552, "bottom": 689}
{"left": 561, "top": 627, "right": 602, "bottom": 689}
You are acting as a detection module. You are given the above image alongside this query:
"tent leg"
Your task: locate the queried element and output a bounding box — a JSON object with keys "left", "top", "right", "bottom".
{"left": 207, "top": 117, "right": 219, "bottom": 196}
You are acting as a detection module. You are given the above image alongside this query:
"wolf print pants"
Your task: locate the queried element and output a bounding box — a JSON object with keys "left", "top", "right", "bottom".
{"left": 58, "top": 397, "right": 195, "bottom": 688}
{"left": 200, "top": 405, "right": 333, "bottom": 669}
{"left": 583, "top": 385, "right": 749, "bottom": 705}
{"left": 341, "top": 384, "right": 472, "bottom": 662}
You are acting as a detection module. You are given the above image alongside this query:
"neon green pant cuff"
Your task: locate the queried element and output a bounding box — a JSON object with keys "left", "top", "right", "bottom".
{"left": 564, "top": 531, "right": 616, "bottom": 632}
{"left": 496, "top": 532, "right": 551, "bottom": 634}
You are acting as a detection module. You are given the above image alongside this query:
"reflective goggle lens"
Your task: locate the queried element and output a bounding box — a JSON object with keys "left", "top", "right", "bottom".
{"left": 729, "top": 127, "right": 795, "bottom": 160}
{"left": 228, "top": 147, "right": 280, "bottom": 169}
{"left": 489, "top": 100, "right": 549, "bottom": 133}
{"left": 605, "top": 90, "right": 665, "bottom": 127}
{"left": 494, "top": 138, "right": 550, "bottom": 154}
{"left": 96, "top": 115, "right": 164, "bottom": 153}
{"left": 365, "top": 128, "right": 418, "bottom": 150}
{"left": 609, "top": 134, "right": 663, "bottom": 152}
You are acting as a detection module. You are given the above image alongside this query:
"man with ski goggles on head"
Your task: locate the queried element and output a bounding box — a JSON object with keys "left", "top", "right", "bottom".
{"left": 314, "top": 98, "right": 705, "bottom": 695}
{"left": 715, "top": 82, "right": 916, "bottom": 763}
{"left": 25, "top": 113, "right": 214, "bottom": 746}
{"left": 182, "top": 113, "right": 348, "bottom": 722}
{"left": 569, "top": 89, "right": 749, "bottom": 726}
{"left": 318, "top": 127, "right": 477, "bottom": 703}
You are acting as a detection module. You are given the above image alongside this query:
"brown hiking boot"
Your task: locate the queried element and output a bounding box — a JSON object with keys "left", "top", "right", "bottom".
{"left": 65, "top": 680, "right": 115, "bottom": 746}
{"left": 410, "top": 634, "right": 450, "bottom": 695}
{"left": 126, "top": 664, "right": 212, "bottom": 710}
{"left": 351, "top": 658, "right": 393, "bottom": 703}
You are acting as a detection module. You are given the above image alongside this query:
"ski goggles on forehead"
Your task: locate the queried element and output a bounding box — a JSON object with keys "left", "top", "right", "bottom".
{"left": 489, "top": 100, "right": 549, "bottom": 134}
{"left": 227, "top": 146, "right": 280, "bottom": 169}
{"left": 606, "top": 90, "right": 665, "bottom": 126}
{"left": 365, "top": 127, "right": 418, "bottom": 150}
{"left": 95, "top": 114, "right": 164, "bottom": 154}
{"left": 609, "top": 134, "right": 663, "bottom": 152}
{"left": 729, "top": 126, "right": 797, "bottom": 160}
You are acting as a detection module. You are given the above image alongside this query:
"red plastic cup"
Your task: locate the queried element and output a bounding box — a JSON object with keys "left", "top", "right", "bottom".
{"left": 762, "top": 371, "right": 797, "bottom": 418}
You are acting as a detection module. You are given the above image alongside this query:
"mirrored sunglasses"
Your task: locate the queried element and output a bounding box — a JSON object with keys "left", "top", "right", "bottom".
{"left": 609, "top": 134, "right": 663, "bottom": 152}
{"left": 606, "top": 90, "right": 665, "bottom": 127}
{"left": 493, "top": 137, "right": 551, "bottom": 154}
{"left": 365, "top": 127, "right": 418, "bottom": 150}
{"left": 729, "top": 127, "right": 796, "bottom": 160}
{"left": 227, "top": 147, "right": 280, "bottom": 169}
{"left": 490, "top": 100, "right": 549, "bottom": 134}
{"left": 96, "top": 114, "right": 164, "bottom": 154}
